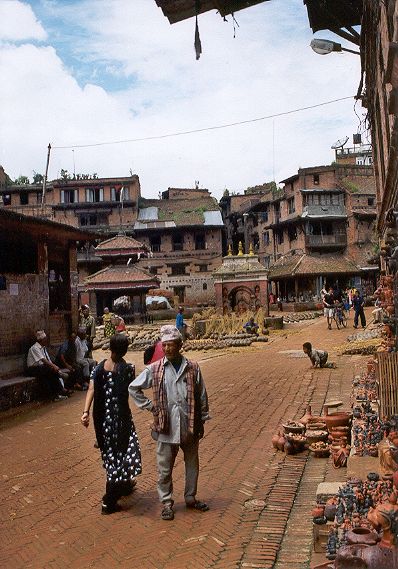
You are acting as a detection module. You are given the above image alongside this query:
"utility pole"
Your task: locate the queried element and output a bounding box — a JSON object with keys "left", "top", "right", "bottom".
{"left": 41, "top": 143, "right": 51, "bottom": 214}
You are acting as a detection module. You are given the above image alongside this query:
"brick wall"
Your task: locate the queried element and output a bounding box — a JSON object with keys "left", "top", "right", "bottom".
{"left": 0, "top": 273, "right": 49, "bottom": 357}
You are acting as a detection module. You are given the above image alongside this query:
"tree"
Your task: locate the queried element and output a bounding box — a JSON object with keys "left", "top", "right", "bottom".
{"left": 15, "top": 175, "right": 30, "bottom": 185}
{"left": 32, "top": 171, "right": 44, "bottom": 184}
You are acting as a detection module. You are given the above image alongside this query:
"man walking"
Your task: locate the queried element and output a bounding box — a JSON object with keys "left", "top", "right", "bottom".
{"left": 323, "top": 287, "right": 335, "bottom": 330}
{"left": 129, "top": 325, "right": 210, "bottom": 521}
{"left": 353, "top": 291, "right": 367, "bottom": 329}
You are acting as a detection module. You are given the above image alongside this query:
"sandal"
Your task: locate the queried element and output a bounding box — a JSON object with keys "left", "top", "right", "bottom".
{"left": 186, "top": 500, "right": 209, "bottom": 512}
{"left": 161, "top": 505, "right": 174, "bottom": 521}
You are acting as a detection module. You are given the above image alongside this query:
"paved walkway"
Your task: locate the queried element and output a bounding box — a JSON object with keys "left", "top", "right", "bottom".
{"left": 1, "top": 316, "right": 361, "bottom": 568}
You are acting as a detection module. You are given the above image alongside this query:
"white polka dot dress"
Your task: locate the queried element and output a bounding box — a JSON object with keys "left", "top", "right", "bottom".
{"left": 101, "top": 371, "right": 142, "bottom": 484}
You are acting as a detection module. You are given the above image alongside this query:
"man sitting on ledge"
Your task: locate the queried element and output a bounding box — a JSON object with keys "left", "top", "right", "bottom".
{"left": 27, "top": 330, "right": 70, "bottom": 401}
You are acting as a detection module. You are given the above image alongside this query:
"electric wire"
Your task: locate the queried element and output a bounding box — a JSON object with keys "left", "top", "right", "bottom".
{"left": 52, "top": 95, "right": 355, "bottom": 150}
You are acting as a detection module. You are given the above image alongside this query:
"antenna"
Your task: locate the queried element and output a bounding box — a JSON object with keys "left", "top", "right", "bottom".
{"left": 331, "top": 136, "right": 349, "bottom": 149}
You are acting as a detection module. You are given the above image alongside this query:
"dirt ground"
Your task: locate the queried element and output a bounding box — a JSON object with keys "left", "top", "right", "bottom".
{"left": 1, "top": 311, "right": 371, "bottom": 569}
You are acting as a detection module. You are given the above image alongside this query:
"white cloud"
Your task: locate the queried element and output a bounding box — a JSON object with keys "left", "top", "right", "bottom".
{"left": 0, "top": 0, "right": 47, "bottom": 41}
{"left": 0, "top": 0, "right": 365, "bottom": 198}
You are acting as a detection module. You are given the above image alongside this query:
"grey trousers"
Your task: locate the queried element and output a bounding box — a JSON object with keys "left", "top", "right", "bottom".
{"left": 76, "top": 358, "right": 96, "bottom": 380}
{"left": 156, "top": 438, "right": 199, "bottom": 506}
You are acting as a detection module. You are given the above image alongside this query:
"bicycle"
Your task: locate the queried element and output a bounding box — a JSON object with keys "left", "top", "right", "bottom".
{"left": 333, "top": 306, "right": 347, "bottom": 329}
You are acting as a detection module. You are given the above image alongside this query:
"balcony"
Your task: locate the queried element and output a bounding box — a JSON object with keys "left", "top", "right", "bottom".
{"left": 305, "top": 233, "right": 347, "bottom": 249}
{"left": 302, "top": 204, "right": 347, "bottom": 218}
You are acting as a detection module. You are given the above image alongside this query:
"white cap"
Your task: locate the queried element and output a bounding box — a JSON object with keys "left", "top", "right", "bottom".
{"left": 160, "top": 325, "right": 182, "bottom": 342}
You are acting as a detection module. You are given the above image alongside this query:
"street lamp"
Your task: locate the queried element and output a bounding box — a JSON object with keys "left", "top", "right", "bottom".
{"left": 310, "top": 38, "right": 360, "bottom": 56}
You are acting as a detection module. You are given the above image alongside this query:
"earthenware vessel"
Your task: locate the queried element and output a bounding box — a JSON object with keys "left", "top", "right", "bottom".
{"left": 346, "top": 527, "right": 379, "bottom": 546}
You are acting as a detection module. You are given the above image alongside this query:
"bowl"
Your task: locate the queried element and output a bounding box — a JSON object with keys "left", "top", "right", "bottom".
{"left": 324, "top": 412, "right": 351, "bottom": 431}
{"left": 306, "top": 430, "right": 329, "bottom": 445}
{"left": 282, "top": 422, "right": 305, "bottom": 434}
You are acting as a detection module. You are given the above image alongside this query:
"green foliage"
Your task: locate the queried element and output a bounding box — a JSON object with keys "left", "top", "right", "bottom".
{"left": 32, "top": 171, "right": 44, "bottom": 184}
{"left": 344, "top": 180, "right": 360, "bottom": 193}
{"left": 14, "top": 175, "right": 30, "bottom": 185}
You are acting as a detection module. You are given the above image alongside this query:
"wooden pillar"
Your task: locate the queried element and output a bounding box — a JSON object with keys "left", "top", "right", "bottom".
{"left": 295, "top": 278, "right": 299, "bottom": 301}
{"left": 37, "top": 240, "right": 48, "bottom": 275}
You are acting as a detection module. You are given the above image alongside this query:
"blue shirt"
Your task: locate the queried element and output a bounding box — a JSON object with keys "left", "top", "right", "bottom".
{"left": 176, "top": 313, "right": 184, "bottom": 328}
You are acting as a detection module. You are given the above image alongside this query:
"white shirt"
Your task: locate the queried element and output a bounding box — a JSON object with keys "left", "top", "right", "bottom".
{"left": 27, "top": 342, "right": 51, "bottom": 368}
{"left": 75, "top": 336, "right": 88, "bottom": 360}
{"left": 129, "top": 356, "right": 210, "bottom": 444}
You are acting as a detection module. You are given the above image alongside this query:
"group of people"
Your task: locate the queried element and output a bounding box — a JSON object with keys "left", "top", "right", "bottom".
{"left": 27, "top": 326, "right": 97, "bottom": 401}
{"left": 321, "top": 285, "right": 367, "bottom": 330}
{"left": 81, "top": 325, "right": 210, "bottom": 520}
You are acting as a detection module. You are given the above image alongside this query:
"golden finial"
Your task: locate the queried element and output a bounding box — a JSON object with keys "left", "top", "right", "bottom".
{"left": 238, "top": 241, "right": 244, "bottom": 256}
{"left": 249, "top": 242, "right": 254, "bottom": 256}
{"left": 227, "top": 244, "right": 233, "bottom": 256}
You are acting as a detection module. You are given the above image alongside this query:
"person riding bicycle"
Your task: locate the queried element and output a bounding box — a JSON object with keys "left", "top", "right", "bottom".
{"left": 323, "top": 287, "right": 335, "bottom": 330}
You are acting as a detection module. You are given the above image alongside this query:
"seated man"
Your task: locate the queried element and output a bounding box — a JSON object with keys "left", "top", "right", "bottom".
{"left": 75, "top": 327, "right": 97, "bottom": 384}
{"left": 243, "top": 317, "right": 259, "bottom": 336}
{"left": 56, "top": 332, "right": 86, "bottom": 390}
{"left": 27, "top": 330, "right": 70, "bottom": 401}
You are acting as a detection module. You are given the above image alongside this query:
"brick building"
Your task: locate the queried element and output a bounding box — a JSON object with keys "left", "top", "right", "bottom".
{"left": 0, "top": 172, "right": 224, "bottom": 309}
{"left": 133, "top": 187, "right": 224, "bottom": 306}
{"left": 221, "top": 146, "right": 378, "bottom": 301}
{"left": 0, "top": 209, "right": 95, "bottom": 380}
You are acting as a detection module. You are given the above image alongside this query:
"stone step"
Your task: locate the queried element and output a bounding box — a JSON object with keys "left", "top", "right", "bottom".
{"left": 0, "top": 375, "right": 39, "bottom": 412}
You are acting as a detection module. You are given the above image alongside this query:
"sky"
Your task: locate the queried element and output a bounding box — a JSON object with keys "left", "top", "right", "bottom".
{"left": 0, "top": 0, "right": 366, "bottom": 198}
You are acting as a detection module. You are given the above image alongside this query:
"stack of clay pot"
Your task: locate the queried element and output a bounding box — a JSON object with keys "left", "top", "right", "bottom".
{"left": 271, "top": 421, "right": 306, "bottom": 455}
{"left": 322, "top": 401, "right": 351, "bottom": 468}
{"left": 375, "top": 275, "right": 397, "bottom": 353}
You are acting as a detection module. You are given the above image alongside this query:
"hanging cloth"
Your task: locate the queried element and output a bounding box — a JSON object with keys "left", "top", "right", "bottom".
{"left": 195, "top": 14, "right": 202, "bottom": 60}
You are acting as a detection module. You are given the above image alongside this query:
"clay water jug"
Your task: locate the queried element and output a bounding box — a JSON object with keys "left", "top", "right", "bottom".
{"left": 299, "top": 405, "right": 313, "bottom": 426}
{"left": 272, "top": 432, "right": 280, "bottom": 450}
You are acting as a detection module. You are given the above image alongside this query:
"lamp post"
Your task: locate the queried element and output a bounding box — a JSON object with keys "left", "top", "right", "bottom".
{"left": 310, "top": 38, "right": 360, "bottom": 56}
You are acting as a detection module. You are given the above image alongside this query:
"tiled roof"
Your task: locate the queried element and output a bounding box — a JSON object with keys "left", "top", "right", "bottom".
{"left": 268, "top": 254, "right": 361, "bottom": 279}
{"left": 95, "top": 235, "right": 148, "bottom": 252}
{"left": 213, "top": 254, "right": 268, "bottom": 277}
{"left": 83, "top": 265, "right": 159, "bottom": 289}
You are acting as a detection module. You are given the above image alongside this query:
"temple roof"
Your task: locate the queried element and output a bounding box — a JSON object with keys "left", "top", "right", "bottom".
{"left": 94, "top": 234, "right": 148, "bottom": 257}
{"left": 155, "top": 0, "right": 270, "bottom": 24}
{"left": 268, "top": 253, "right": 364, "bottom": 279}
{"left": 82, "top": 265, "right": 159, "bottom": 291}
{"left": 213, "top": 253, "right": 268, "bottom": 279}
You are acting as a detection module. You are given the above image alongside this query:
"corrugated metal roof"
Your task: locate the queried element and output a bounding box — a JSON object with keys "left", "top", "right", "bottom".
{"left": 134, "top": 220, "right": 176, "bottom": 230}
{"left": 203, "top": 210, "right": 224, "bottom": 226}
{"left": 138, "top": 206, "right": 159, "bottom": 221}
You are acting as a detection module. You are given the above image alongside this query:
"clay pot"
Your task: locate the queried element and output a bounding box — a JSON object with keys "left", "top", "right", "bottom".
{"left": 324, "top": 411, "right": 351, "bottom": 431}
{"left": 346, "top": 527, "right": 379, "bottom": 546}
{"left": 311, "top": 504, "right": 325, "bottom": 518}
{"left": 324, "top": 502, "right": 337, "bottom": 521}
{"left": 335, "top": 543, "right": 396, "bottom": 569}
{"left": 299, "top": 405, "right": 313, "bottom": 426}
{"left": 277, "top": 433, "right": 286, "bottom": 451}
{"left": 284, "top": 440, "right": 295, "bottom": 455}
{"left": 272, "top": 432, "right": 280, "bottom": 450}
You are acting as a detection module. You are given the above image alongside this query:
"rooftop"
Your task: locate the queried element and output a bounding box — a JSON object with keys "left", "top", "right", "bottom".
{"left": 268, "top": 253, "right": 363, "bottom": 279}
{"left": 155, "top": 0, "right": 270, "bottom": 24}
{"left": 83, "top": 265, "right": 159, "bottom": 290}
{"left": 136, "top": 197, "right": 223, "bottom": 228}
{"left": 95, "top": 235, "right": 149, "bottom": 256}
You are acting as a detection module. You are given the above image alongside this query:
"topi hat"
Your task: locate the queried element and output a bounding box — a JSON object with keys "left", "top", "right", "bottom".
{"left": 160, "top": 325, "right": 182, "bottom": 342}
{"left": 36, "top": 330, "right": 47, "bottom": 341}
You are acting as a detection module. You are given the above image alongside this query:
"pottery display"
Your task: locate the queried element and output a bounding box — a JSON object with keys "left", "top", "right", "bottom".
{"left": 346, "top": 527, "right": 379, "bottom": 546}
{"left": 282, "top": 421, "right": 305, "bottom": 434}
{"left": 324, "top": 412, "right": 352, "bottom": 431}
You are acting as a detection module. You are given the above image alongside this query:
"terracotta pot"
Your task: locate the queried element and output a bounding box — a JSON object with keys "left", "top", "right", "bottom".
{"left": 284, "top": 440, "right": 295, "bottom": 455}
{"left": 346, "top": 527, "right": 379, "bottom": 546}
{"left": 324, "top": 503, "right": 337, "bottom": 521}
{"left": 335, "top": 543, "right": 396, "bottom": 569}
{"left": 277, "top": 433, "right": 286, "bottom": 451}
{"left": 324, "top": 411, "right": 351, "bottom": 431}
{"left": 299, "top": 405, "right": 313, "bottom": 426}
{"left": 272, "top": 432, "right": 280, "bottom": 450}
{"left": 311, "top": 505, "right": 325, "bottom": 518}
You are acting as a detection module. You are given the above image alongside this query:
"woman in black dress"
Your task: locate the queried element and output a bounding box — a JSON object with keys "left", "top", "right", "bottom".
{"left": 81, "top": 335, "right": 141, "bottom": 514}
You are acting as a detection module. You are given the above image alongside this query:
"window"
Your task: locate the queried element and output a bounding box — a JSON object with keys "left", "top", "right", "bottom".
{"left": 149, "top": 235, "right": 161, "bottom": 252}
{"left": 288, "top": 226, "right": 297, "bottom": 241}
{"left": 195, "top": 232, "right": 206, "bottom": 250}
{"left": 263, "top": 231, "right": 270, "bottom": 246}
{"left": 368, "top": 197, "right": 375, "bottom": 206}
{"left": 2, "top": 194, "right": 11, "bottom": 205}
{"left": 263, "top": 256, "right": 270, "bottom": 268}
{"left": 287, "top": 197, "right": 295, "bottom": 214}
{"left": 85, "top": 187, "right": 104, "bottom": 202}
{"left": 111, "top": 186, "right": 130, "bottom": 201}
{"left": 148, "top": 266, "right": 158, "bottom": 275}
{"left": 20, "top": 192, "right": 29, "bottom": 205}
{"left": 313, "top": 174, "right": 320, "bottom": 185}
{"left": 79, "top": 213, "right": 108, "bottom": 226}
{"left": 173, "top": 286, "right": 185, "bottom": 302}
{"left": 199, "top": 264, "right": 208, "bottom": 272}
{"left": 172, "top": 232, "right": 184, "bottom": 251}
{"left": 170, "top": 264, "right": 187, "bottom": 276}
{"left": 203, "top": 283, "right": 208, "bottom": 291}
{"left": 277, "top": 230, "right": 284, "bottom": 244}
{"left": 259, "top": 210, "right": 268, "bottom": 222}
{"left": 60, "top": 189, "right": 78, "bottom": 204}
